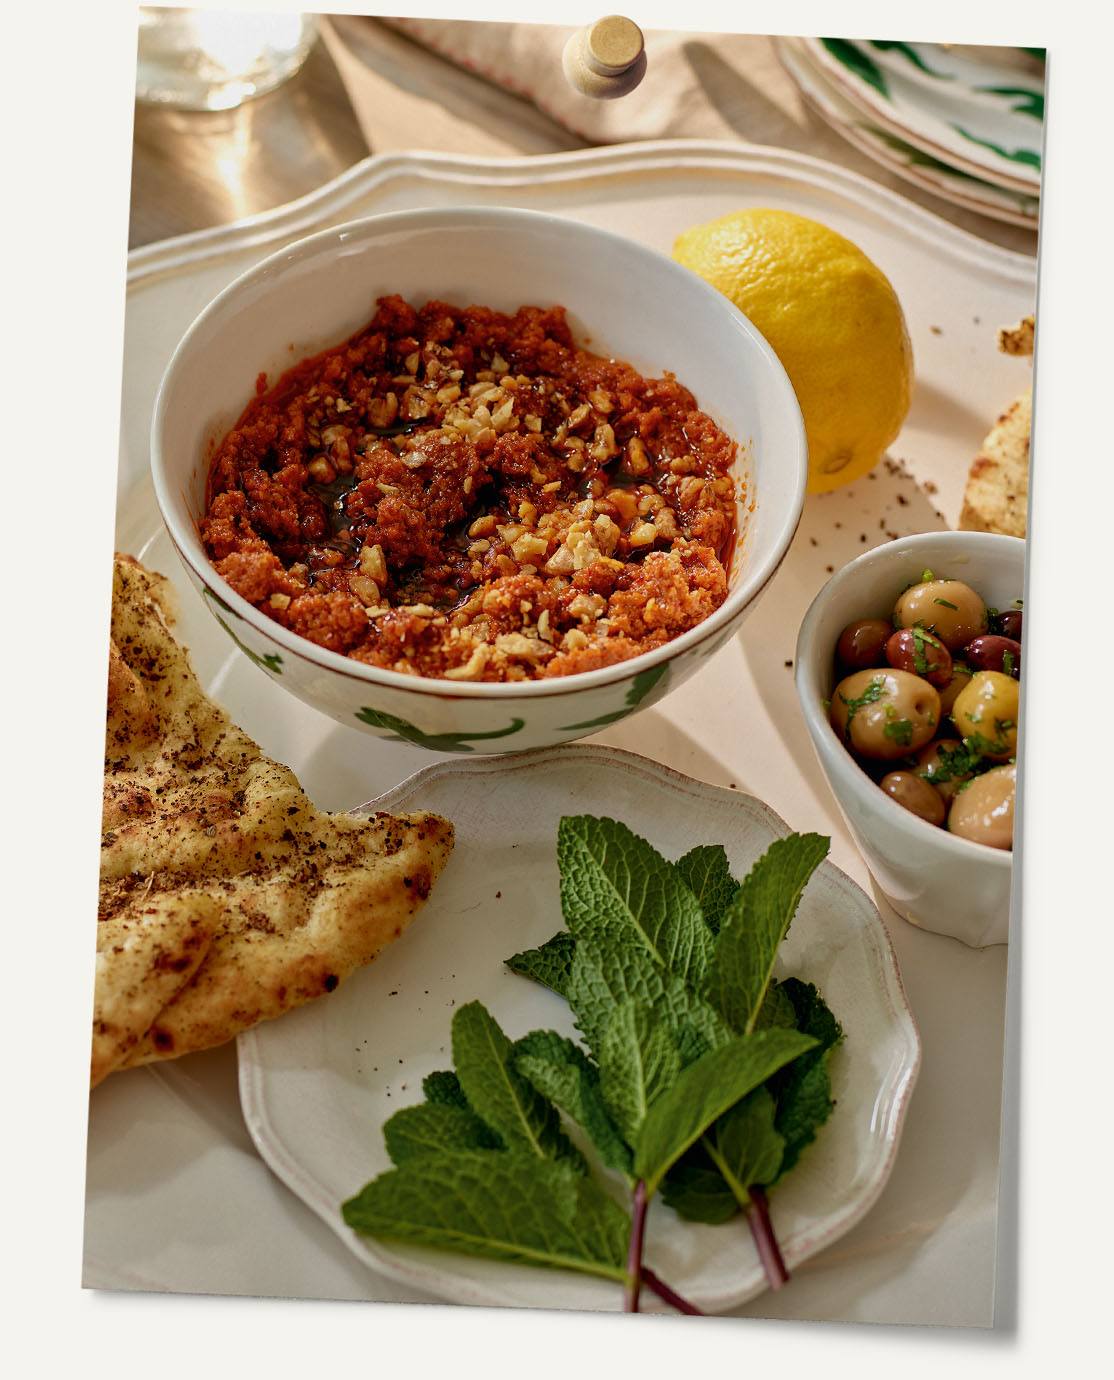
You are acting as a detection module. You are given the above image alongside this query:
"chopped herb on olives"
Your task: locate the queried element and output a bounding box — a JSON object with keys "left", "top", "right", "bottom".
{"left": 837, "top": 678, "right": 885, "bottom": 735}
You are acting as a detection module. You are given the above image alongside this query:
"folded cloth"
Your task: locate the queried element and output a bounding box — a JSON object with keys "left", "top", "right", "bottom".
{"left": 382, "top": 17, "right": 799, "bottom": 143}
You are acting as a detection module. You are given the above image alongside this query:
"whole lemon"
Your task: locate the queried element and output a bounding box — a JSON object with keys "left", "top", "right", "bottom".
{"left": 673, "top": 209, "right": 913, "bottom": 493}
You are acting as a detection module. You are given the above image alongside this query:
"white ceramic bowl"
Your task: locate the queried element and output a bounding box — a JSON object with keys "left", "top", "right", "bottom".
{"left": 151, "top": 206, "right": 806, "bottom": 754}
{"left": 795, "top": 531, "right": 1025, "bottom": 947}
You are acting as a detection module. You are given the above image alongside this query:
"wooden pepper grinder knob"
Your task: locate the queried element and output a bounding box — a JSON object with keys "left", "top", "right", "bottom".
{"left": 562, "top": 15, "right": 647, "bottom": 99}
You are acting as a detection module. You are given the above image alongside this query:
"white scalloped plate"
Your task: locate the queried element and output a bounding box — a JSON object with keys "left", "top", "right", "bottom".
{"left": 238, "top": 745, "right": 921, "bottom": 1313}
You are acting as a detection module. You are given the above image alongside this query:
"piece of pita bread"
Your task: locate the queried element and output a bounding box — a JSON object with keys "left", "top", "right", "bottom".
{"left": 94, "top": 555, "right": 454, "bottom": 1085}
{"left": 959, "top": 316, "right": 1033, "bottom": 538}
{"left": 959, "top": 389, "right": 1031, "bottom": 539}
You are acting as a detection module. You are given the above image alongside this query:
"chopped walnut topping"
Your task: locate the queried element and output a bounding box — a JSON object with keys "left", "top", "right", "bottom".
{"left": 368, "top": 392, "right": 399, "bottom": 428}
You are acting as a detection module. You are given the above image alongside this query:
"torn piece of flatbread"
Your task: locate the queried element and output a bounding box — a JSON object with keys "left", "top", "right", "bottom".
{"left": 959, "top": 389, "right": 1031, "bottom": 539}
{"left": 95, "top": 554, "right": 454, "bottom": 1085}
{"left": 998, "top": 315, "right": 1035, "bottom": 357}
{"left": 959, "top": 316, "right": 1034, "bottom": 538}
{"left": 92, "top": 893, "right": 221, "bottom": 1086}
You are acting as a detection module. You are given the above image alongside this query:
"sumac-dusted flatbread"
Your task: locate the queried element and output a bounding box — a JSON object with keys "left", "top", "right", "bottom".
{"left": 93, "top": 555, "right": 453, "bottom": 1086}
{"left": 92, "top": 892, "right": 221, "bottom": 1086}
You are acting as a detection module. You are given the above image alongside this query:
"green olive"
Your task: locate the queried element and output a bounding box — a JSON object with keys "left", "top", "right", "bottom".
{"left": 948, "top": 764, "right": 1016, "bottom": 850}
{"left": 830, "top": 668, "right": 941, "bottom": 761}
{"left": 951, "top": 671, "right": 1019, "bottom": 760}
{"left": 893, "top": 579, "right": 988, "bottom": 651}
{"left": 915, "top": 738, "right": 972, "bottom": 803}
{"left": 880, "top": 771, "right": 946, "bottom": 826}
{"left": 938, "top": 661, "right": 975, "bottom": 717}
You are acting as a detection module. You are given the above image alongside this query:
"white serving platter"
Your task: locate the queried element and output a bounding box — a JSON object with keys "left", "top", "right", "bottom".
{"left": 238, "top": 747, "right": 920, "bottom": 1313}
{"left": 86, "top": 141, "right": 1028, "bottom": 1326}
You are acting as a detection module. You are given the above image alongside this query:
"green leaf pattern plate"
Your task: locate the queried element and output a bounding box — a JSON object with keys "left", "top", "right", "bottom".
{"left": 805, "top": 36, "right": 1043, "bottom": 195}
{"left": 778, "top": 38, "right": 1040, "bottom": 229}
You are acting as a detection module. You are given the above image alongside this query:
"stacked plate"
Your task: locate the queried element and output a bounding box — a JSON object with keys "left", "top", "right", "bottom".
{"left": 778, "top": 37, "right": 1043, "bottom": 230}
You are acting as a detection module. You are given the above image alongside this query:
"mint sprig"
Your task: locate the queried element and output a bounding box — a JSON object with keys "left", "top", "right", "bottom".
{"left": 344, "top": 818, "right": 839, "bottom": 1314}
{"left": 510, "top": 822, "right": 839, "bottom": 1299}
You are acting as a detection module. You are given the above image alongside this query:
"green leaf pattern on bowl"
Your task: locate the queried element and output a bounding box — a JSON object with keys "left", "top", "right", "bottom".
{"left": 355, "top": 706, "right": 526, "bottom": 752}
{"left": 203, "top": 588, "right": 284, "bottom": 675}
{"left": 558, "top": 662, "right": 670, "bottom": 732}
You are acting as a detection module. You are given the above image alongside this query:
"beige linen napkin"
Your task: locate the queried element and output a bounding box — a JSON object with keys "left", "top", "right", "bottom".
{"left": 381, "top": 17, "right": 788, "bottom": 143}
{"left": 320, "top": 16, "right": 819, "bottom": 153}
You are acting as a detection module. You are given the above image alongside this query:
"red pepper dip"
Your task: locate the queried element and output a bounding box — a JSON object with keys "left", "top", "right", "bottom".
{"left": 201, "top": 296, "right": 741, "bottom": 682}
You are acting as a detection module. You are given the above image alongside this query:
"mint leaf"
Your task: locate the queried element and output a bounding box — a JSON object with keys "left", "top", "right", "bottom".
{"left": 505, "top": 931, "right": 577, "bottom": 997}
{"left": 451, "top": 1002, "right": 581, "bottom": 1167}
{"left": 702, "top": 835, "right": 829, "bottom": 1034}
{"left": 675, "top": 845, "right": 739, "bottom": 935}
{"left": 659, "top": 1155, "right": 738, "bottom": 1224}
{"left": 514, "top": 1030, "right": 632, "bottom": 1177}
{"left": 342, "top": 1152, "right": 628, "bottom": 1281}
{"left": 662, "top": 1091, "right": 787, "bottom": 1225}
{"left": 558, "top": 816, "right": 713, "bottom": 985}
{"left": 704, "top": 1088, "right": 785, "bottom": 1206}
{"left": 566, "top": 937, "right": 732, "bottom": 1067}
{"left": 633, "top": 1028, "right": 817, "bottom": 1193}
{"left": 598, "top": 999, "right": 682, "bottom": 1143}
{"left": 422, "top": 1069, "right": 468, "bottom": 1109}
{"left": 754, "top": 981, "right": 798, "bottom": 1030}
{"left": 384, "top": 1102, "right": 502, "bottom": 1163}
{"left": 770, "top": 980, "right": 844, "bottom": 1178}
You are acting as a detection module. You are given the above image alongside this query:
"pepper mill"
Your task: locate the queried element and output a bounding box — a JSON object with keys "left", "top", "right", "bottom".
{"left": 562, "top": 15, "right": 647, "bottom": 99}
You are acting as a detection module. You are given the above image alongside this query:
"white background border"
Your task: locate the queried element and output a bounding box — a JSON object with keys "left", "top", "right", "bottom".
{"left": 6, "top": 1, "right": 1110, "bottom": 1376}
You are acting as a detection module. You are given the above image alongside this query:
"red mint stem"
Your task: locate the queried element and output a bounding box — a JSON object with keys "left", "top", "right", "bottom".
{"left": 744, "top": 1186, "right": 790, "bottom": 1290}
{"left": 624, "top": 1179, "right": 648, "bottom": 1312}
{"left": 642, "top": 1267, "right": 705, "bottom": 1315}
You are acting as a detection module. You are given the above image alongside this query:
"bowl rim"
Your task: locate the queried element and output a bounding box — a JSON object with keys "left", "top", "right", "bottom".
{"left": 794, "top": 529, "right": 1023, "bottom": 868}
{"left": 151, "top": 203, "right": 807, "bottom": 701}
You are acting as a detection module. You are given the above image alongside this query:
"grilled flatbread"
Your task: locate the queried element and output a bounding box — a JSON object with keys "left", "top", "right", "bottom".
{"left": 92, "top": 893, "right": 221, "bottom": 1086}
{"left": 959, "top": 388, "right": 1031, "bottom": 539}
{"left": 959, "top": 316, "right": 1033, "bottom": 538}
{"left": 94, "top": 555, "right": 454, "bottom": 1086}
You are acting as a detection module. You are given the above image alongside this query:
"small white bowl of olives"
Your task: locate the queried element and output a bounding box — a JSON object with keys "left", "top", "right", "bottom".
{"left": 795, "top": 531, "right": 1024, "bottom": 947}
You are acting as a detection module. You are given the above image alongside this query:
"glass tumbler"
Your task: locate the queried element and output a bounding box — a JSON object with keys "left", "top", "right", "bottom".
{"left": 136, "top": 7, "right": 318, "bottom": 111}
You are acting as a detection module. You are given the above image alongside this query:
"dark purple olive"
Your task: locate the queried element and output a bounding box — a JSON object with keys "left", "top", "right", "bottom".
{"left": 964, "top": 634, "right": 1021, "bottom": 679}
{"left": 885, "top": 628, "right": 953, "bottom": 688}
{"left": 995, "top": 609, "right": 1023, "bottom": 642}
{"left": 836, "top": 617, "right": 892, "bottom": 671}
